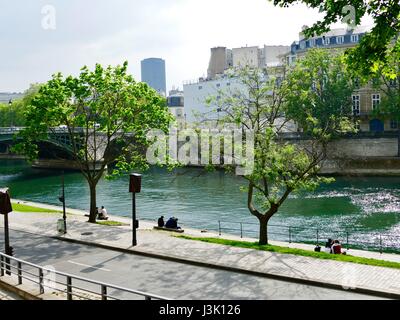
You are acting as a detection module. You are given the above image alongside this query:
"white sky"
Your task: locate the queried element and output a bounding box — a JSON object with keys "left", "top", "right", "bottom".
{"left": 0, "top": 0, "right": 373, "bottom": 93}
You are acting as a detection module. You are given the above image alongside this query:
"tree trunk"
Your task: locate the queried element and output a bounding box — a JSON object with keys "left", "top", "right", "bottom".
{"left": 88, "top": 181, "right": 98, "bottom": 223}
{"left": 258, "top": 217, "right": 269, "bottom": 245}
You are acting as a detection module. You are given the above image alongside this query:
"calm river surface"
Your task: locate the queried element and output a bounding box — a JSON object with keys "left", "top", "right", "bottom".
{"left": 1, "top": 160, "right": 399, "bottom": 251}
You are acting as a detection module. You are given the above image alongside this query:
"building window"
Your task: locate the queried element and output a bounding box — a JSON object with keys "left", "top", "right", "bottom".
{"left": 352, "top": 95, "right": 360, "bottom": 115}
{"left": 216, "top": 83, "right": 221, "bottom": 88}
{"left": 198, "top": 86, "right": 203, "bottom": 90}
{"left": 372, "top": 94, "right": 381, "bottom": 110}
{"left": 391, "top": 120, "right": 398, "bottom": 129}
{"left": 351, "top": 34, "right": 359, "bottom": 43}
{"left": 309, "top": 39, "right": 316, "bottom": 47}
{"left": 227, "top": 82, "right": 231, "bottom": 86}
{"left": 323, "top": 37, "right": 330, "bottom": 45}
{"left": 300, "top": 41, "right": 306, "bottom": 50}
{"left": 337, "top": 36, "right": 344, "bottom": 44}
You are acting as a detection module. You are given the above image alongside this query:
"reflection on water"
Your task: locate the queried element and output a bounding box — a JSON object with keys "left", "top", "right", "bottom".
{"left": 1, "top": 160, "right": 399, "bottom": 250}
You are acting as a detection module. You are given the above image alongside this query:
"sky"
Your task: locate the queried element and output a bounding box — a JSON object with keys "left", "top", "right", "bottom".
{"left": 0, "top": 0, "right": 373, "bottom": 93}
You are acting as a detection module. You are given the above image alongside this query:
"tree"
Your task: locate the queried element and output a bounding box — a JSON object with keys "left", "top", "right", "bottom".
{"left": 284, "top": 49, "right": 357, "bottom": 138}
{"left": 0, "top": 84, "right": 41, "bottom": 127}
{"left": 271, "top": 0, "right": 400, "bottom": 76}
{"left": 209, "top": 50, "right": 356, "bottom": 245}
{"left": 14, "top": 62, "right": 173, "bottom": 223}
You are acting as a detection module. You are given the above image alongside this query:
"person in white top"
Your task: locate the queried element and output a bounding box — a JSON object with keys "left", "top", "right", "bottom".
{"left": 99, "top": 206, "right": 109, "bottom": 220}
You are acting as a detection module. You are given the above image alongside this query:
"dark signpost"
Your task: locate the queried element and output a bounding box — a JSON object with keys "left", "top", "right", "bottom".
{"left": 58, "top": 172, "right": 67, "bottom": 234}
{"left": 129, "top": 173, "right": 142, "bottom": 247}
{"left": 0, "top": 188, "right": 13, "bottom": 275}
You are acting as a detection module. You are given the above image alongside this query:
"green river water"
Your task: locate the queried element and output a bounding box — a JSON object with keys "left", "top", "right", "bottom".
{"left": 0, "top": 160, "right": 399, "bottom": 251}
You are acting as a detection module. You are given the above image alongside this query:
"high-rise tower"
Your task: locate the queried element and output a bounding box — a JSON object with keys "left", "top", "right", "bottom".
{"left": 141, "top": 58, "right": 166, "bottom": 96}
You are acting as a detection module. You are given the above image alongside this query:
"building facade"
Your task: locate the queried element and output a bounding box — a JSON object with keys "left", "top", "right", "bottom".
{"left": 185, "top": 45, "right": 290, "bottom": 124}
{"left": 286, "top": 25, "right": 397, "bottom": 133}
{"left": 141, "top": 58, "right": 167, "bottom": 96}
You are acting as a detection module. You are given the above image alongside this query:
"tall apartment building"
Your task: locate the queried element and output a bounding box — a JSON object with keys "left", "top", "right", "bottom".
{"left": 285, "top": 25, "right": 397, "bottom": 133}
{"left": 141, "top": 58, "right": 167, "bottom": 96}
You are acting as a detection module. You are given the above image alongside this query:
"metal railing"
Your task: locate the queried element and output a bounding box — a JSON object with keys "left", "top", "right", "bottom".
{"left": 138, "top": 213, "right": 400, "bottom": 254}
{"left": 215, "top": 220, "right": 400, "bottom": 254}
{"left": 0, "top": 252, "right": 170, "bottom": 301}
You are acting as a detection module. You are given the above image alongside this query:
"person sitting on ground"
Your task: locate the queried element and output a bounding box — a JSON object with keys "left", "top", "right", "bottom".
{"left": 165, "top": 217, "right": 176, "bottom": 229}
{"left": 325, "top": 238, "right": 334, "bottom": 253}
{"left": 98, "top": 206, "right": 109, "bottom": 221}
{"left": 331, "top": 240, "right": 343, "bottom": 255}
{"left": 158, "top": 216, "right": 165, "bottom": 228}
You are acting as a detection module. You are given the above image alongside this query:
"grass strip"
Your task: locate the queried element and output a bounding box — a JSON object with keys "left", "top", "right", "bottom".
{"left": 96, "top": 220, "right": 128, "bottom": 227}
{"left": 12, "top": 203, "right": 62, "bottom": 214}
{"left": 177, "top": 236, "right": 400, "bottom": 270}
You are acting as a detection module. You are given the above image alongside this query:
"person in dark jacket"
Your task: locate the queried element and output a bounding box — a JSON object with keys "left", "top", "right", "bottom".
{"left": 165, "top": 217, "right": 176, "bottom": 229}
{"left": 158, "top": 216, "right": 165, "bottom": 228}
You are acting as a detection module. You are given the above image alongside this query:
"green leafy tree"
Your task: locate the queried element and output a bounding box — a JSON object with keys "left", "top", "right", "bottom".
{"left": 284, "top": 49, "right": 357, "bottom": 138}
{"left": 14, "top": 62, "right": 173, "bottom": 223}
{"left": 209, "top": 50, "right": 356, "bottom": 245}
{"left": 0, "top": 84, "right": 41, "bottom": 127}
{"left": 271, "top": 0, "right": 400, "bottom": 76}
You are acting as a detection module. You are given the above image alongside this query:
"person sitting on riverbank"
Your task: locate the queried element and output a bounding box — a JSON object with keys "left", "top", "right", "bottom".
{"left": 98, "top": 206, "right": 109, "bottom": 221}
{"left": 158, "top": 216, "right": 165, "bottom": 228}
{"left": 165, "top": 217, "right": 181, "bottom": 230}
{"left": 331, "top": 240, "right": 342, "bottom": 255}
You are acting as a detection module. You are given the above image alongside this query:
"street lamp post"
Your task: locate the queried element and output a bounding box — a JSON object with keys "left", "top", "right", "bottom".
{"left": 129, "top": 173, "right": 142, "bottom": 247}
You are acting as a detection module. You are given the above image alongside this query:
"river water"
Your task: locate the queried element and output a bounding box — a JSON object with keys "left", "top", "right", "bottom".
{"left": 1, "top": 160, "right": 399, "bottom": 251}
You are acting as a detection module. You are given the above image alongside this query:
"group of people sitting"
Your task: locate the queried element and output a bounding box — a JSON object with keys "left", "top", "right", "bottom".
{"left": 315, "top": 238, "right": 346, "bottom": 255}
{"left": 157, "top": 216, "right": 181, "bottom": 230}
{"left": 96, "top": 206, "right": 109, "bottom": 221}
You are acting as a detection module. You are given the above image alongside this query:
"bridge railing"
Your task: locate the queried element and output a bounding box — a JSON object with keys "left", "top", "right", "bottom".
{"left": 0, "top": 252, "right": 170, "bottom": 300}
{"left": 0, "top": 127, "right": 25, "bottom": 134}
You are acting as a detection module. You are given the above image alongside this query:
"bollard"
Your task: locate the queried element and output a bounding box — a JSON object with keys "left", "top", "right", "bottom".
{"left": 240, "top": 223, "right": 243, "bottom": 239}
{"left": 289, "top": 227, "right": 292, "bottom": 244}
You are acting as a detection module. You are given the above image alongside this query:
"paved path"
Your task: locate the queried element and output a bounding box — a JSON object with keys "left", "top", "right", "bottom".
{"left": 0, "top": 229, "right": 385, "bottom": 300}
{"left": 2, "top": 199, "right": 400, "bottom": 298}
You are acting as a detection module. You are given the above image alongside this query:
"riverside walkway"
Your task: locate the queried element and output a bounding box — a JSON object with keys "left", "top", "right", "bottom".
{"left": 3, "top": 199, "right": 400, "bottom": 299}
